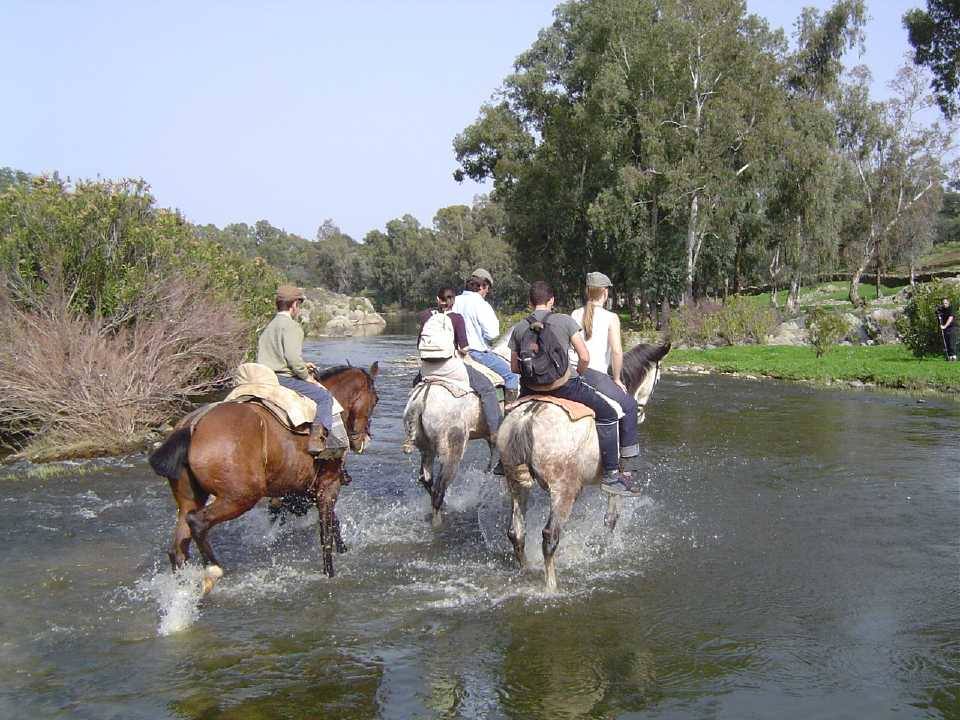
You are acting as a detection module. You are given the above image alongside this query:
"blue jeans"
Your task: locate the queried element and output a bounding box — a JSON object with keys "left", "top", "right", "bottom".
{"left": 521, "top": 376, "right": 620, "bottom": 471}
{"left": 581, "top": 368, "right": 639, "bottom": 457}
{"left": 468, "top": 349, "right": 520, "bottom": 390}
{"left": 277, "top": 375, "right": 334, "bottom": 433}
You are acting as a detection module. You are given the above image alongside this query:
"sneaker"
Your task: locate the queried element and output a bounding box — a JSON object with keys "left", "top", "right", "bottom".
{"left": 601, "top": 470, "right": 644, "bottom": 497}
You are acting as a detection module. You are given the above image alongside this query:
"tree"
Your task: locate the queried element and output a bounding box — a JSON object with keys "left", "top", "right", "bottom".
{"left": 838, "top": 63, "right": 954, "bottom": 305}
{"left": 456, "top": 0, "right": 794, "bottom": 305}
{"left": 904, "top": 0, "right": 960, "bottom": 118}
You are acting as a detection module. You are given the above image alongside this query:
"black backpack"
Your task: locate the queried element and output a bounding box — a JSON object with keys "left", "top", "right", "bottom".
{"left": 517, "top": 312, "right": 569, "bottom": 386}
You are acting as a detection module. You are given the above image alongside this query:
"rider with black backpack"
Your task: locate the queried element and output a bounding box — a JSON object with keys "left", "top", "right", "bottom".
{"left": 506, "top": 281, "right": 641, "bottom": 495}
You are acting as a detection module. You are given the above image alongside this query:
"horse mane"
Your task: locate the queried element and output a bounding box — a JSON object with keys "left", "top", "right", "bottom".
{"left": 621, "top": 342, "right": 671, "bottom": 395}
{"left": 316, "top": 364, "right": 355, "bottom": 381}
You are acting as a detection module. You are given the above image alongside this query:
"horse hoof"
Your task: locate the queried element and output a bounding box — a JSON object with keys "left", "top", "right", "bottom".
{"left": 201, "top": 565, "right": 223, "bottom": 595}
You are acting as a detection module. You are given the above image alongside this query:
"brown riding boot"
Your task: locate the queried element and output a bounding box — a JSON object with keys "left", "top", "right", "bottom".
{"left": 308, "top": 424, "right": 328, "bottom": 455}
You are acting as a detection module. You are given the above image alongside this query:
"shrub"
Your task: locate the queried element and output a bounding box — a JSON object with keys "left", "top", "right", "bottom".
{"left": 807, "top": 307, "right": 848, "bottom": 357}
{"left": 0, "top": 278, "right": 248, "bottom": 461}
{"left": 715, "top": 297, "right": 779, "bottom": 345}
{"left": 898, "top": 281, "right": 960, "bottom": 357}
{"left": 667, "top": 298, "right": 778, "bottom": 347}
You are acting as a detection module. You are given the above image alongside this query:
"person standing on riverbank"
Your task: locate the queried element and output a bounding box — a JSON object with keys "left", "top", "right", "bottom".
{"left": 937, "top": 298, "right": 958, "bottom": 361}
{"left": 453, "top": 269, "right": 520, "bottom": 402}
{"left": 257, "top": 284, "right": 347, "bottom": 456}
{"left": 571, "top": 272, "right": 640, "bottom": 459}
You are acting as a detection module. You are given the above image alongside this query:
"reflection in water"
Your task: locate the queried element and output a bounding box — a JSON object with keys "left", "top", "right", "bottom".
{"left": 0, "top": 335, "right": 957, "bottom": 719}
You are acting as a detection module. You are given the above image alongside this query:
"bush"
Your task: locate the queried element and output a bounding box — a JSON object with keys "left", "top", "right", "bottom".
{"left": 898, "top": 281, "right": 960, "bottom": 357}
{"left": 667, "top": 298, "right": 779, "bottom": 347}
{"left": 0, "top": 279, "right": 248, "bottom": 461}
{"left": 807, "top": 307, "right": 848, "bottom": 358}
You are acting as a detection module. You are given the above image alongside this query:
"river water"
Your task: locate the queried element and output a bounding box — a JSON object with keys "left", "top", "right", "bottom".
{"left": 1, "top": 333, "right": 958, "bottom": 719}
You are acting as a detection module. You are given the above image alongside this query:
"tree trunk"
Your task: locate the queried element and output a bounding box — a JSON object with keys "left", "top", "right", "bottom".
{"left": 848, "top": 263, "right": 866, "bottom": 307}
{"left": 685, "top": 194, "right": 700, "bottom": 305}
{"left": 786, "top": 271, "right": 801, "bottom": 315}
{"left": 910, "top": 262, "right": 916, "bottom": 286}
{"left": 875, "top": 260, "right": 882, "bottom": 299}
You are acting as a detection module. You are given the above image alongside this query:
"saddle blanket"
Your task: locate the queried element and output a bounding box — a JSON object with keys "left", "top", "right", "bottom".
{"left": 224, "top": 362, "right": 343, "bottom": 428}
{"left": 506, "top": 395, "right": 595, "bottom": 422}
{"left": 462, "top": 354, "right": 505, "bottom": 387}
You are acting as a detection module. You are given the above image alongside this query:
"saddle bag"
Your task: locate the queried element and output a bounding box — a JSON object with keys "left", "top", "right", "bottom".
{"left": 517, "top": 312, "right": 569, "bottom": 388}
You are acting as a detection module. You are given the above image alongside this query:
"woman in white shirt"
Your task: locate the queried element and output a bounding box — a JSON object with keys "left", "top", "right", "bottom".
{"left": 571, "top": 272, "right": 639, "bottom": 459}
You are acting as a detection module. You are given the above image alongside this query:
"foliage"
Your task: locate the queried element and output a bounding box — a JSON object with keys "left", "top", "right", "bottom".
{"left": 668, "top": 298, "right": 778, "bottom": 347}
{"left": 668, "top": 343, "right": 960, "bottom": 392}
{"left": 898, "top": 280, "right": 960, "bottom": 357}
{"left": 807, "top": 307, "right": 848, "bottom": 357}
{"left": 0, "top": 279, "right": 247, "bottom": 461}
{"left": 904, "top": 0, "right": 960, "bottom": 118}
{"left": 0, "top": 173, "right": 281, "bottom": 334}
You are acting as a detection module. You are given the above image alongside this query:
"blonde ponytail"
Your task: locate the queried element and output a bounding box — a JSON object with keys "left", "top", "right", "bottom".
{"left": 582, "top": 286, "right": 606, "bottom": 340}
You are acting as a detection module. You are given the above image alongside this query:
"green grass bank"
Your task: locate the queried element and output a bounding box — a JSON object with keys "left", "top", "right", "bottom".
{"left": 666, "top": 344, "right": 960, "bottom": 396}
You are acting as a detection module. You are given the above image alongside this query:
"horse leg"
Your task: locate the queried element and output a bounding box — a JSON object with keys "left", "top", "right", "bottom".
{"left": 332, "top": 508, "right": 347, "bottom": 554}
{"left": 506, "top": 478, "right": 529, "bottom": 569}
{"left": 316, "top": 479, "right": 345, "bottom": 577}
{"left": 432, "top": 429, "right": 466, "bottom": 529}
{"left": 604, "top": 494, "right": 621, "bottom": 532}
{"left": 542, "top": 486, "right": 578, "bottom": 593}
{"left": 418, "top": 449, "right": 436, "bottom": 494}
{"left": 167, "top": 474, "right": 208, "bottom": 572}
{"left": 186, "top": 495, "right": 257, "bottom": 595}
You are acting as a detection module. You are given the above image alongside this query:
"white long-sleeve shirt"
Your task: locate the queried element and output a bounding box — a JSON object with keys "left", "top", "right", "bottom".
{"left": 452, "top": 290, "right": 500, "bottom": 351}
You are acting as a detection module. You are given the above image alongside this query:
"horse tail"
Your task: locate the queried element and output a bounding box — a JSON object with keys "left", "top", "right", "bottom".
{"left": 501, "top": 404, "right": 536, "bottom": 469}
{"left": 149, "top": 426, "right": 192, "bottom": 480}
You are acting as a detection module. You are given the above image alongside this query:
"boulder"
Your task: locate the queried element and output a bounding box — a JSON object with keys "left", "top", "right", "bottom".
{"left": 842, "top": 313, "right": 870, "bottom": 345}
{"left": 864, "top": 307, "right": 900, "bottom": 344}
{"left": 766, "top": 319, "right": 808, "bottom": 346}
{"left": 324, "top": 315, "right": 355, "bottom": 337}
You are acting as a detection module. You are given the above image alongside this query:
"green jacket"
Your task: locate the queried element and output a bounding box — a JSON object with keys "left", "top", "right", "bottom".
{"left": 256, "top": 312, "right": 310, "bottom": 380}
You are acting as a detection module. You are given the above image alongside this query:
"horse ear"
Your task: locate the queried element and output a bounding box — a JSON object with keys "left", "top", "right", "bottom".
{"left": 369, "top": 361, "right": 379, "bottom": 378}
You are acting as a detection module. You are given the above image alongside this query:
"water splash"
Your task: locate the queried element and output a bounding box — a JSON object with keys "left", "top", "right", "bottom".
{"left": 135, "top": 565, "right": 205, "bottom": 636}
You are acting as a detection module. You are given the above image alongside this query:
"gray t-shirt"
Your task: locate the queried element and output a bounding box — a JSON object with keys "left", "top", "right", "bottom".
{"left": 508, "top": 309, "right": 583, "bottom": 379}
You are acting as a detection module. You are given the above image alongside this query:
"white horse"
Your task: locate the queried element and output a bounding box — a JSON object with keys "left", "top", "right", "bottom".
{"left": 497, "top": 342, "right": 670, "bottom": 591}
{"left": 402, "top": 360, "right": 503, "bottom": 527}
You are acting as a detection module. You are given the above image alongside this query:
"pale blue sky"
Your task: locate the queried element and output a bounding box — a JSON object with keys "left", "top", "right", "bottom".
{"left": 3, "top": 0, "right": 926, "bottom": 241}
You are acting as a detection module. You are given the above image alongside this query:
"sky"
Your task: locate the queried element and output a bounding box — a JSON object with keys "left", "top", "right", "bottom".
{"left": 3, "top": 0, "right": 931, "bottom": 241}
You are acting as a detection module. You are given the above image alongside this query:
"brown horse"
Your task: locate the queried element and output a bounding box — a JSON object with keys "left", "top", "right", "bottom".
{"left": 148, "top": 363, "right": 379, "bottom": 593}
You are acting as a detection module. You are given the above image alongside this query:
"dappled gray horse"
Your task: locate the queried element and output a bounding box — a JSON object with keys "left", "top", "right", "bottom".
{"left": 497, "top": 342, "right": 670, "bottom": 591}
{"left": 402, "top": 377, "right": 497, "bottom": 528}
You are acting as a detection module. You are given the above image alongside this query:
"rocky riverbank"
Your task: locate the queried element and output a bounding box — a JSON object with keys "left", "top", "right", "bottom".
{"left": 300, "top": 288, "right": 386, "bottom": 337}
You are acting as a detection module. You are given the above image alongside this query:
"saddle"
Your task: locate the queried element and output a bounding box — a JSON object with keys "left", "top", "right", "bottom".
{"left": 418, "top": 376, "right": 473, "bottom": 399}
{"left": 505, "top": 395, "right": 595, "bottom": 422}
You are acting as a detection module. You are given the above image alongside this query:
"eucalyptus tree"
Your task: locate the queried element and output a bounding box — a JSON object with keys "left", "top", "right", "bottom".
{"left": 904, "top": 0, "right": 960, "bottom": 118}
{"left": 837, "top": 63, "right": 954, "bottom": 305}
{"left": 456, "top": 0, "right": 794, "bottom": 305}
{"left": 765, "top": 1, "right": 865, "bottom": 313}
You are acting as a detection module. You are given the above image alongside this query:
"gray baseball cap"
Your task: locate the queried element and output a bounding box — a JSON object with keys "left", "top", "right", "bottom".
{"left": 586, "top": 271, "right": 612, "bottom": 288}
{"left": 471, "top": 268, "right": 494, "bottom": 285}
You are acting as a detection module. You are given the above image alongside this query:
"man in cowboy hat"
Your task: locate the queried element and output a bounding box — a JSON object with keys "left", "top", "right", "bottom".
{"left": 452, "top": 268, "right": 520, "bottom": 402}
{"left": 257, "top": 284, "right": 347, "bottom": 457}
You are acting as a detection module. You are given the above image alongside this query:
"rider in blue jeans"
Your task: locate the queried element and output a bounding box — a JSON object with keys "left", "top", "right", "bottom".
{"left": 452, "top": 268, "right": 520, "bottom": 402}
